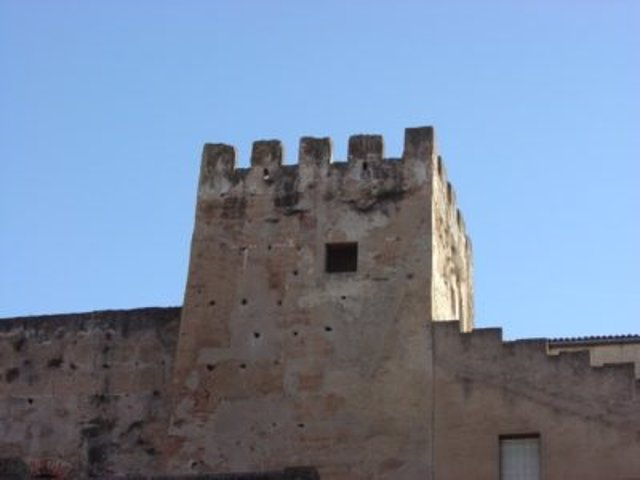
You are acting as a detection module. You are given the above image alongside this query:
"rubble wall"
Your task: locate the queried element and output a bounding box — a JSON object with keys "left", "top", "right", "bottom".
{"left": 0, "top": 308, "right": 180, "bottom": 478}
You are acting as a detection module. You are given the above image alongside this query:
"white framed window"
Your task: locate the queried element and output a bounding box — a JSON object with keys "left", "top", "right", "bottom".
{"left": 500, "top": 434, "right": 541, "bottom": 480}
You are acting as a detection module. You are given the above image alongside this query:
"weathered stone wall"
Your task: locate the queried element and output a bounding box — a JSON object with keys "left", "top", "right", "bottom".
{"left": 548, "top": 337, "right": 640, "bottom": 378}
{"left": 432, "top": 321, "right": 640, "bottom": 480}
{"left": 0, "top": 308, "right": 180, "bottom": 478}
{"left": 168, "top": 128, "right": 443, "bottom": 479}
{"left": 430, "top": 154, "right": 473, "bottom": 330}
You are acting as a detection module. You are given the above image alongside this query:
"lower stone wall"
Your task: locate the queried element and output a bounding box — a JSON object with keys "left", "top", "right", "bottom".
{"left": 2, "top": 310, "right": 640, "bottom": 479}
{"left": 432, "top": 321, "right": 640, "bottom": 480}
{"left": 0, "top": 308, "right": 180, "bottom": 478}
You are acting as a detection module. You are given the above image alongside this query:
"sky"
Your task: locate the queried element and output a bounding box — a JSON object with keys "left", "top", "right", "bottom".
{"left": 1, "top": 0, "right": 638, "bottom": 339}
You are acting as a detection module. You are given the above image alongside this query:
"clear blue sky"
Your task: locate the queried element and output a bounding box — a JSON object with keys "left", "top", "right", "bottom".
{"left": 1, "top": 0, "right": 638, "bottom": 339}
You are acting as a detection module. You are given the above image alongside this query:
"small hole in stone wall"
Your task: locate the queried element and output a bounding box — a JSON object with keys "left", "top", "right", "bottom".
{"left": 102, "top": 363, "right": 110, "bottom": 369}
{"left": 241, "top": 298, "right": 248, "bottom": 305}
{"left": 362, "top": 161, "right": 368, "bottom": 171}
{"left": 105, "top": 332, "right": 112, "bottom": 341}
{"left": 437, "top": 156, "right": 443, "bottom": 177}
{"left": 240, "top": 363, "right": 247, "bottom": 370}
{"left": 273, "top": 359, "right": 280, "bottom": 365}
{"left": 12, "top": 337, "right": 26, "bottom": 352}
{"left": 292, "top": 270, "right": 299, "bottom": 276}
{"left": 153, "top": 390, "right": 161, "bottom": 397}
{"left": 209, "top": 300, "right": 216, "bottom": 306}
{"left": 263, "top": 168, "right": 270, "bottom": 178}
{"left": 340, "top": 295, "right": 347, "bottom": 300}
{"left": 272, "top": 422, "right": 278, "bottom": 428}
{"left": 292, "top": 331, "right": 299, "bottom": 337}
{"left": 297, "top": 423, "right": 305, "bottom": 429}
{"left": 406, "top": 273, "right": 414, "bottom": 279}
{"left": 277, "top": 300, "right": 283, "bottom": 306}
{"left": 253, "top": 332, "right": 261, "bottom": 339}
{"left": 267, "top": 244, "right": 272, "bottom": 251}
{"left": 206, "top": 364, "right": 215, "bottom": 372}
{"left": 69, "top": 363, "right": 77, "bottom": 370}
{"left": 28, "top": 398, "right": 34, "bottom": 404}
{"left": 324, "top": 326, "right": 333, "bottom": 332}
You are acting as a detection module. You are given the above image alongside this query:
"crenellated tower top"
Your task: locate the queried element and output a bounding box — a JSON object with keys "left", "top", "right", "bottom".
{"left": 198, "top": 127, "right": 437, "bottom": 195}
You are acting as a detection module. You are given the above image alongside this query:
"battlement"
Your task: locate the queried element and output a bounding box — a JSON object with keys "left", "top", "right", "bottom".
{"left": 434, "top": 321, "right": 640, "bottom": 413}
{"left": 198, "top": 127, "right": 437, "bottom": 197}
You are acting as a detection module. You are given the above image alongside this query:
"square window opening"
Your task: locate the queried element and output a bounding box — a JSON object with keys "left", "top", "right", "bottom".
{"left": 325, "top": 243, "right": 358, "bottom": 273}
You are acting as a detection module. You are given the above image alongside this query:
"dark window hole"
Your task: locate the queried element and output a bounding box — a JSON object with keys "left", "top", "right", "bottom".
{"left": 297, "top": 423, "right": 305, "bottom": 429}
{"left": 362, "top": 161, "right": 368, "bottom": 171}
{"left": 206, "top": 364, "right": 215, "bottom": 372}
{"left": 263, "top": 168, "right": 269, "bottom": 178}
{"left": 253, "top": 332, "right": 261, "bottom": 339}
{"left": 292, "top": 331, "right": 299, "bottom": 337}
{"left": 209, "top": 300, "right": 216, "bottom": 306}
{"left": 241, "top": 298, "right": 248, "bottom": 305}
{"left": 326, "top": 242, "right": 358, "bottom": 273}
{"left": 277, "top": 300, "right": 283, "bottom": 306}
{"left": 28, "top": 397, "right": 34, "bottom": 404}
{"left": 324, "top": 326, "right": 333, "bottom": 332}
{"left": 292, "top": 270, "right": 299, "bottom": 276}
{"left": 240, "top": 363, "right": 247, "bottom": 370}
{"left": 340, "top": 295, "right": 347, "bottom": 300}
{"left": 102, "top": 363, "right": 110, "bottom": 369}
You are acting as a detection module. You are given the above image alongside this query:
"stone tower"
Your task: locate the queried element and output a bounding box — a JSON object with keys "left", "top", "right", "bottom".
{"left": 167, "top": 126, "right": 473, "bottom": 478}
